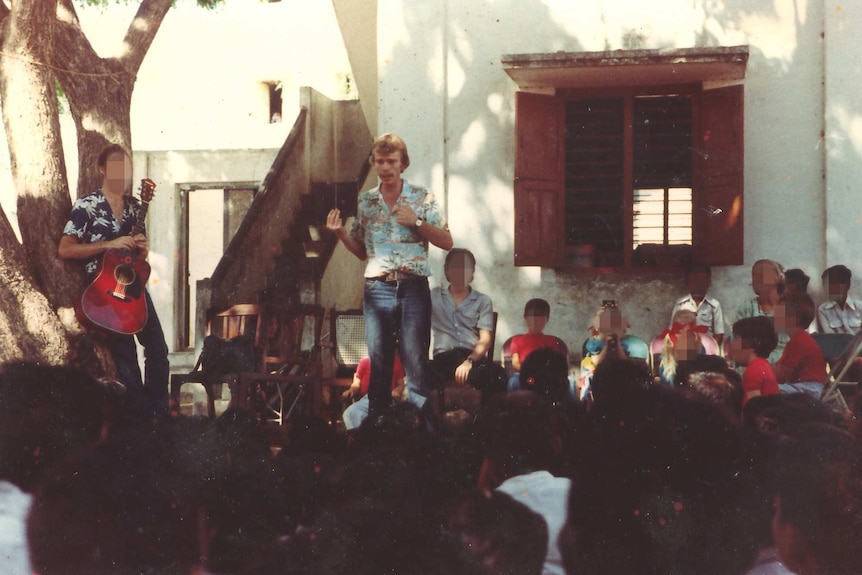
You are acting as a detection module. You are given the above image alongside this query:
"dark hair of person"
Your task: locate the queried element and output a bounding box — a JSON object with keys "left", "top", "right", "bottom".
{"left": 732, "top": 316, "right": 779, "bottom": 359}
{"left": 565, "top": 385, "right": 758, "bottom": 575}
{"left": 96, "top": 143, "right": 130, "bottom": 168}
{"left": 822, "top": 264, "right": 852, "bottom": 285}
{"left": 445, "top": 247, "right": 477, "bottom": 270}
{"left": 28, "top": 421, "right": 226, "bottom": 575}
{"left": 686, "top": 264, "right": 711, "bottom": 277}
{"left": 524, "top": 298, "right": 551, "bottom": 317}
{"left": 784, "top": 268, "right": 811, "bottom": 291}
{"left": 779, "top": 292, "right": 816, "bottom": 330}
{"left": 775, "top": 423, "right": 862, "bottom": 575}
{"left": 0, "top": 362, "right": 110, "bottom": 491}
{"left": 589, "top": 357, "right": 652, "bottom": 406}
{"left": 475, "top": 390, "right": 562, "bottom": 478}
{"left": 518, "top": 347, "right": 570, "bottom": 405}
{"left": 684, "top": 370, "right": 743, "bottom": 416}
{"left": 742, "top": 393, "right": 840, "bottom": 440}
{"left": 442, "top": 490, "right": 547, "bottom": 575}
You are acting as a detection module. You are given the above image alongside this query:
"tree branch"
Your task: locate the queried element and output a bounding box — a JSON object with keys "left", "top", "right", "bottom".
{"left": 120, "top": 0, "right": 172, "bottom": 75}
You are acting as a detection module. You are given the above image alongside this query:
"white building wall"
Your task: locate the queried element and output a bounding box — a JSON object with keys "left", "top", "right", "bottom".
{"left": 824, "top": 2, "right": 862, "bottom": 295}
{"left": 374, "top": 0, "right": 845, "bottom": 356}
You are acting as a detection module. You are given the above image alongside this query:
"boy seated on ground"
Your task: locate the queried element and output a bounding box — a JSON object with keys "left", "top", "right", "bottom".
{"left": 508, "top": 298, "right": 567, "bottom": 390}
{"left": 341, "top": 355, "right": 406, "bottom": 431}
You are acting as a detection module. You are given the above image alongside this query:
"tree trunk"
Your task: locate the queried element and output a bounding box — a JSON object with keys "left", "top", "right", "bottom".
{"left": 0, "top": 0, "right": 71, "bottom": 365}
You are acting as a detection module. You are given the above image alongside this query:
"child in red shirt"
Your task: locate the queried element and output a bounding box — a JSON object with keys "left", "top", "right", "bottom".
{"left": 508, "top": 299, "right": 567, "bottom": 389}
{"left": 731, "top": 316, "right": 779, "bottom": 407}
{"left": 773, "top": 292, "right": 826, "bottom": 398}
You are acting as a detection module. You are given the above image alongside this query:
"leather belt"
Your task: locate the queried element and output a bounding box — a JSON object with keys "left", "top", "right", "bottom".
{"left": 373, "top": 270, "right": 419, "bottom": 283}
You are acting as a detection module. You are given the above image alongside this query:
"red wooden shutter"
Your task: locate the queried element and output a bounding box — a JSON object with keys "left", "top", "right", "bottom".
{"left": 692, "top": 84, "right": 744, "bottom": 266}
{"left": 514, "top": 92, "right": 565, "bottom": 267}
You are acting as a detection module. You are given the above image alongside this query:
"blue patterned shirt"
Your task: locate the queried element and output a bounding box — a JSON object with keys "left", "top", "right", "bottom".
{"left": 63, "top": 190, "right": 142, "bottom": 275}
{"left": 349, "top": 180, "right": 447, "bottom": 278}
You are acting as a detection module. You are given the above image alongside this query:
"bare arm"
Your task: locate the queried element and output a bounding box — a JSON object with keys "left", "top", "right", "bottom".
{"left": 57, "top": 234, "right": 139, "bottom": 260}
{"left": 326, "top": 209, "right": 367, "bottom": 261}
{"left": 511, "top": 352, "right": 522, "bottom": 372}
{"left": 454, "top": 329, "right": 492, "bottom": 385}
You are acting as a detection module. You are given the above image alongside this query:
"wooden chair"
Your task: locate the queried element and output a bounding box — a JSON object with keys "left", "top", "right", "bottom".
{"left": 171, "top": 304, "right": 262, "bottom": 419}
{"left": 171, "top": 304, "right": 324, "bottom": 425}
{"left": 238, "top": 305, "right": 325, "bottom": 425}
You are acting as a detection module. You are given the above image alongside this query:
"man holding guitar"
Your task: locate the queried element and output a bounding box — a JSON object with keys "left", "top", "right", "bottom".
{"left": 58, "top": 143, "right": 170, "bottom": 419}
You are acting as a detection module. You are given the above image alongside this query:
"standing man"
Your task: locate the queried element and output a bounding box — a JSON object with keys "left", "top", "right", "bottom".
{"left": 326, "top": 134, "right": 453, "bottom": 414}
{"left": 58, "top": 143, "right": 170, "bottom": 419}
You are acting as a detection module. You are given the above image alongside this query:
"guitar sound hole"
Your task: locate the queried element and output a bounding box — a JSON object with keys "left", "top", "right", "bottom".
{"left": 114, "top": 265, "right": 136, "bottom": 286}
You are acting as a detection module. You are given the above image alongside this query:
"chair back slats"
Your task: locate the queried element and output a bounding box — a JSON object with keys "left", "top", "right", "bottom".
{"left": 332, "top": 310, "right": 367, "bottom": 368}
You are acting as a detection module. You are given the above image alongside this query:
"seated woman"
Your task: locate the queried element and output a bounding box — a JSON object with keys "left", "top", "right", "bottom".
{"left": 656, "top": 310, "right": 727, "bottom": 386}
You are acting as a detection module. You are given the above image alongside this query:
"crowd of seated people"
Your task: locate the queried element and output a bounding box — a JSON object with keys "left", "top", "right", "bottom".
{"left": 10, "top": 259, "right": 862, "bottom": 575}
{"left": 12, "top": 348, "right": 862, "bottom": 575}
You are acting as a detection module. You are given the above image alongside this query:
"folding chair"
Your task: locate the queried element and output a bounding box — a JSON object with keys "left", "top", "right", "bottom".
{"left": 816, "top": 332, "right": 862, "bottom": 413}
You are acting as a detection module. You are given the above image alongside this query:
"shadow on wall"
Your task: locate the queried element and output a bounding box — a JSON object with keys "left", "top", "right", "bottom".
{"left": 376, "top": 0, "right": 834, "bottom": 347}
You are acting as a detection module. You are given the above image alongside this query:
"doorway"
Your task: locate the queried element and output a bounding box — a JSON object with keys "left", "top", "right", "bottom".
{"left": 178, "top": 185, "right": 255, "bottom": 349}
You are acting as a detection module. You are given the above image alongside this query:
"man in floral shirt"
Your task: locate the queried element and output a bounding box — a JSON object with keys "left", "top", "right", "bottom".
{"left": 58, "top": 144, "right": 169, "bottom": 419}
{"left": 327, "top": 133, "right": 453, "bottom": 415}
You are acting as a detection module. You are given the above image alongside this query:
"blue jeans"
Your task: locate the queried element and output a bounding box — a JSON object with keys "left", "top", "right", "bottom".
{"left": 364, "top": 276, "right": 431, "bottom": 413}
{"left": 108, "top": 291, "right": 170, "bottom": 418}
{"left": 343, "top": 396, "right": 371, "bottom": 430}
{"left": 778, "top": 381, "right": 823, "bottom": 399}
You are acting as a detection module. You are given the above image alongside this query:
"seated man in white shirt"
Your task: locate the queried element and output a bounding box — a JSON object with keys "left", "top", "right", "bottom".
{"left": 817, "top": 264, "right": 862, "bottom": 334}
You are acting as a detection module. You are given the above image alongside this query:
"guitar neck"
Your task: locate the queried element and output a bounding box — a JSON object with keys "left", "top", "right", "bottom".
{"left": 134, "top": 201, "right": 149, "bottom": 236}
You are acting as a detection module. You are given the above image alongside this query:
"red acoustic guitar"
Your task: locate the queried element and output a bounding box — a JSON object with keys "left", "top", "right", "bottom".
{"left": 77, "top": 179, "right": 156, "bottom": 335}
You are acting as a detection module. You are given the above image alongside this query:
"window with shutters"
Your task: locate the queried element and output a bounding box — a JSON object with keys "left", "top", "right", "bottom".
{"left": 505, "top": 46, "right": 748, "bottom": 269}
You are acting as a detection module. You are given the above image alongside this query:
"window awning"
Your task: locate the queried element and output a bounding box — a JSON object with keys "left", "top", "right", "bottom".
{"left": 502, "top": 46, "right": 749, "bottom": 90}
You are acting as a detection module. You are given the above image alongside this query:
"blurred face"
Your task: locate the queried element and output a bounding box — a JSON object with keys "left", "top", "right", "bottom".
{"left": 773, "top": 302, "right": 796, "bottom": 332}
{"left": 687, "top": 271, "right": 711, "bottom": 300}
{"left": 752, "top": 261, "right": 781, "bottom": 297}
{"left": 597, "top": 308, "right": 625, "bottom": 336}
{"left": 525, "top": 314, "right": 548, "bottom": 334}
{"left": 675, "top": 327, "right": 701, "bottom": 360}
{"left": 372, "top": 150, "right": 405, "bottom": 186}
{"left": 100, "top": 151, "right": 132, "bottom": 194}
{"left": 730, "top": 337, "right": 753, "bottom": 365}
{"left": 445, "top": 254, "right": 474, "bottom": 288}
{"left": 825, "top": 279, "right": 850, "bottom": 305}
